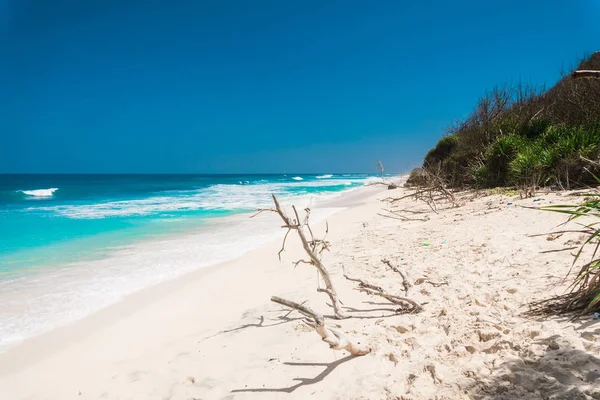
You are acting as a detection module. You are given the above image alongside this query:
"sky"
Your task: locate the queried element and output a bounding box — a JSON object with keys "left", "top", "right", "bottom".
{"left": 1, "top": 0, "right": 598, "bottom": 174}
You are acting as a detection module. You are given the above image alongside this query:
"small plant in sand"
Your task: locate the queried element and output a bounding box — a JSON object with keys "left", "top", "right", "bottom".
{"left": 540, "top": 183, "right": 600, "bottom": 317}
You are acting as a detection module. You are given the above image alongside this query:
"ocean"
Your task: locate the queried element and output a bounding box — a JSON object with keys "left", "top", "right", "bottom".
{"left": 0, "top": 173, "right": 375, "bottom": 351}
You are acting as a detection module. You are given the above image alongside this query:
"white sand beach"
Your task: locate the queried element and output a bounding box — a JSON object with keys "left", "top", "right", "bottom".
{"left": 0, "top": 184, "right": 599, "bottom": 399}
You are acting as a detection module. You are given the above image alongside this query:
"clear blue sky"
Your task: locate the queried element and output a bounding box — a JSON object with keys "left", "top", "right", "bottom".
{"left": 1, "top": 0, "right": 598, "bottom": 174}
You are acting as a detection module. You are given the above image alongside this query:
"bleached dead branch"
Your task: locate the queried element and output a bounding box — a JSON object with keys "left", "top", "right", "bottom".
{"left": 253, "top": 195, "right": 347, "bottom": 319}
{"left": 271, "top": 296, "right": 370, "bottom": 355}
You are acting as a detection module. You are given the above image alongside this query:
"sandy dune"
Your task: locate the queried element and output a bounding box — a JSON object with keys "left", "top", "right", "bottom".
{"left": 0, "top": 185, "right": 599, "bottom": 399}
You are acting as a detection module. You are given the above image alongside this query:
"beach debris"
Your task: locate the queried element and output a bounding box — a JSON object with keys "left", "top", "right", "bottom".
{"left": 377, "top": 208, "right": 429, "bottom": 222}
{"left": 594, "top": 312, "right": 600, "bottom": 319}
{"left": 271, "top": 296, "right": 370, "bottom": 355}
{"left": 343, "top": 273, "right": 423, "bottom": 313}
{"left": 185, "top": 376, "right": 196, "bottom": 384}
{"left": 381, "top": 258, "right": 412, "bottom": 295}
{"left": 423, "top": 242, "right": 430, "bottom": 246}
{"left": 415, "top": 278, "right": 449, "bottom": 287}
{"left": 253, "top": 194, "right": 347, "bottom": 319}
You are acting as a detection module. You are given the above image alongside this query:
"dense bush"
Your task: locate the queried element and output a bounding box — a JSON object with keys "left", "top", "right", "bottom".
{"left": 419, "top": 53, "right": 600, "bottom": 189}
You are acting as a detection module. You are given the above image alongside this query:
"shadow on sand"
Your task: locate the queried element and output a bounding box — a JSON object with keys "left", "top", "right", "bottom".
{"left": 467, "top": 346, "right": 600, "bottom": 399}
{"left": 231, "top": 354, "right": 360, "bottom": 394}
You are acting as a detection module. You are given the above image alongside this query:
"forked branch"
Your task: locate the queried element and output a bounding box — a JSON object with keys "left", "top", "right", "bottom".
{"left": 343, "top": 272, "right": 423, "bottom": 314}
{"left": 381, "top": 258, "right": 412, "bottom": 296}
{"left": 358, "top": 287, "right": 424, "bottom": 313}
{"left": 255, "top": 195, "right": 347, "bottom": 319}
{"left": 271, "top": 296, "right": 370, "bottom": 355}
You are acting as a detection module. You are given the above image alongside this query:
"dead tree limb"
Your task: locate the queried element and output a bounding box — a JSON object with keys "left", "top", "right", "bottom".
{"left": 378, "top": 204, "right": 427, "bottom": 214}
{"left": 572, "top": 70, "right": 600, "bottom": 79}
{"left": 343, "top": 274, "right": 384, "bottom": 292}
{"left": 358, "top": 287, "right": 423, "bottom": 313}
{"left": 381, "top": 259, "right": 412, "bottom": 296}
{"left": 271, "top": 296, "right": 370, "bottom": 355}
{"left": 389, "top": 166, "right": 459, "bottom": 212}
{"left": 343, "top": 272, "right": 422, "bottom": 314}
{"left": 378, "top": 208, "right": 429, "bottom": 222}
{"left": 254, "top": 195, "right": 347, "bottom": 319}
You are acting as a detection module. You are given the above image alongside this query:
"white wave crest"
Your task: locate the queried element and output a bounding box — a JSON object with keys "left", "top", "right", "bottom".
{"left": 292, "top": 176, "right": 303, "bottom": 181}
{"left": 20, "top": 188, "right": 58, "bottom": 197}
{"left": 316, "top": 174, "right": 333, "bottom": 179}
{"left": 29, "top": 178, "right": 370, "bottom": 219}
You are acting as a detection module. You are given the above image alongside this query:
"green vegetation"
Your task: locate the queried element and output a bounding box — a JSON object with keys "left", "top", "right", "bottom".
{"left": 542, "top": 190, "right": 600, "bottom": 315}
{"left": 409, "top": 53, "right": 600, "bottom": 191}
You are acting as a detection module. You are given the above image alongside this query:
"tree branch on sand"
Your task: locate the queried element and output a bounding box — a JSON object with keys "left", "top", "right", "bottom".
{"left": 252, "top": 194, "right": 347, "bottom": 319}
{"left": 271, "top": 296, "right": 371, "bottom": 356}
{"left": 343, "top": 264, "right": 423, "bottom": 314}
{"left": 377, "top": 208, "right": 430, "bottom": 222}
{"left": 381, "top": 259, "right": 412, "bottom": 296}
{"left": 386, "top": 166, "right": 458, "bottom": 213}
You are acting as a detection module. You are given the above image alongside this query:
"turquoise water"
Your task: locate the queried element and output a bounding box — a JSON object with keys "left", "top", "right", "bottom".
{"left": 0, "top": 174, "right": 369, "bottom": 274}
{"left": 0, "top": 173, "right": 375, "bottom": 351}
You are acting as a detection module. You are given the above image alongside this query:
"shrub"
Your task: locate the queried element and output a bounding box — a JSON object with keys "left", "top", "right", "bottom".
{"left": 417, "top": 53, "right": 600, "bottom": 190}
{"left": 541, "top": 190, "right": 600, "bottom": 316}
{"left": 423, "top": 135, "right": 458, "bottom": 167}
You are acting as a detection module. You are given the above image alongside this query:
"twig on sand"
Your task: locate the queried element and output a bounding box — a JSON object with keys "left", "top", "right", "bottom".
{"left": 343, "top": 271, "right": 423, "bottom": 314}
{"left": 381, "top": 259, "right": 412, "bottom": 296}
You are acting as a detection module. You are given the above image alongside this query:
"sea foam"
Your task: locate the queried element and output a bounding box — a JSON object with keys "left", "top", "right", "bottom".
{"left": 0, "top": 202, "right": 346, "bottom": 352}
{"left": 316, "top": 174, "right": 333, "bottom": 179}
{"left": 30, "top": 179, "right": 364, "bottom": 219}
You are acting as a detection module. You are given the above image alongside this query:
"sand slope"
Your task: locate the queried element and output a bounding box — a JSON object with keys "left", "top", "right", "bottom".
{"left": 0, "top": 186, "right": 599, "bottom": 399}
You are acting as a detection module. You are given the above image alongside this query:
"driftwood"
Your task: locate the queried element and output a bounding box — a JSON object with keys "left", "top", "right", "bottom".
{"left": 392, "top": 165, "right": 459, "bottom": 212}
{"left": 357, "top": 287, "right": 423, "bottom": 313}
{"left": 381, "top": 259, "right": 412, "bottom": 296}
{"left": 343, "top": 274, "right": 384, "bottom": 292}
{"left": 253, "top": 195, "right": 347, "bottom": 319}
{"left": 377, "top": 208, "right": 429, "bottom": 222}
{"left": 572, "top": 70, "right": 600, "bottom": 79}
{"left": 343, "top": 271, "right": 423, "bottom": 314}
{"left": 271, "top": 296, "right": 370, "bottom": 355}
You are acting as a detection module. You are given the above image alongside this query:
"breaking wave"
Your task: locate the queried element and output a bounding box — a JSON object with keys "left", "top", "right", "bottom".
{"left": 19, "top": 188, "right": 59, "bottom": 197}
{"left": 29, "top": 179, "right": 366, "bottom": 219}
